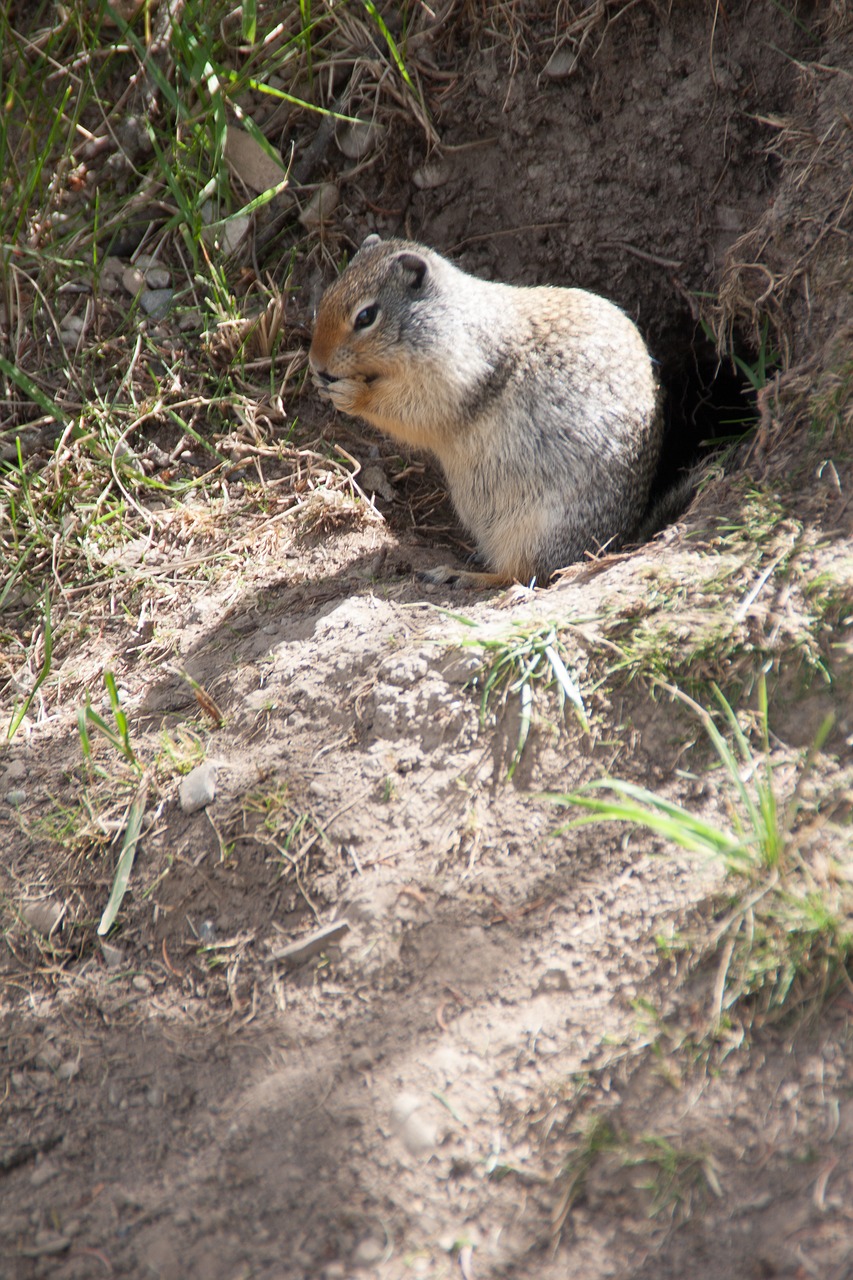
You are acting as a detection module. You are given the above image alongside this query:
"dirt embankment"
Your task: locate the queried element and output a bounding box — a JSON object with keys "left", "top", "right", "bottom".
{"left": 1, "top": 3, "right": 852, "bottom": 1279}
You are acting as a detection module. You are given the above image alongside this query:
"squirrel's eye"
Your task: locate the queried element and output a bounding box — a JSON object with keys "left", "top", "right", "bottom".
{"left": 353, "top": 303, "right": 379, "bottom": 331}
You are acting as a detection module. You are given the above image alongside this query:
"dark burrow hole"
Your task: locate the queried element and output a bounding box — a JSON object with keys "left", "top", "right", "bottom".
{"left": 648, "top": 317, "right": 770, "bottom": 522}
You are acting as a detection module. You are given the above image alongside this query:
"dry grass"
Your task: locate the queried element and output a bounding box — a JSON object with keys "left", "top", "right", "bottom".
{"left": 0, "top": 0, "right": 446, "bottom": 739}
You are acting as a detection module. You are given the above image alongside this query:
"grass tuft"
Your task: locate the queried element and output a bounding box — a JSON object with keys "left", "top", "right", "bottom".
{"left": 549, "top": 676, "right": 851, "bottom": 1027}
{"left": 462, "top": 621, "right": 589, "bottom": 779}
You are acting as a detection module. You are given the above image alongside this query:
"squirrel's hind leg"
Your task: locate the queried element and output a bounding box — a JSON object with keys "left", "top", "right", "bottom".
{"left": 417, "top": 564, "right": 518, "bottom": 590}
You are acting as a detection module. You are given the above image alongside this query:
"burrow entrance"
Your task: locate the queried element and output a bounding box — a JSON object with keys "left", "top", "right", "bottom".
{"left": 649, "top": 313, "right": 773, "bottom": 515}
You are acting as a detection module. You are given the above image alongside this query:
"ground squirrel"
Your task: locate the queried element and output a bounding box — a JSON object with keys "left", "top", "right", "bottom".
{"left": 309, "top": 236, "right": 662, "bottom": 587}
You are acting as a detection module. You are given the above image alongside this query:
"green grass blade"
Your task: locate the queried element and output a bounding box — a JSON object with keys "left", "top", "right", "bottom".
{"left": 544, "top": 642, "right": 589, "bottom": 731}
{"left": 104, "top": 671, "right": 135, "bottom": 763}
{"left": 362, "top": 0, "right": 416, "bottom": 90}
{"left": 242, "top": 0, "right": 257, "bottom": 44}
{"left": 7, "top": 586, "right": 52, "bottom": 740}
{"left": 0, "top": 353, "right": 70, "bottom": 424}
{"left": 97, "top": 772, "right": 150, "bottom": 936}
{"left": 553, "top": 780, "right": 743, "bottom": 857}
{"left": 77, "top": 702, "right": 94, "bottom": 762}
{"left": 0, "top": 543, "right": 34, "bottom": 612}
{"left": 506, "top": 679, "right": 532, "bottom": 781}
{"left": 710, "top": 680, "right": 772, "bottom": 851}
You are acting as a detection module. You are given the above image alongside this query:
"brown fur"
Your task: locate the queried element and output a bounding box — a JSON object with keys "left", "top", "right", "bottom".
{"left": 310, "top": 237, "right": 662, "bottom": 587}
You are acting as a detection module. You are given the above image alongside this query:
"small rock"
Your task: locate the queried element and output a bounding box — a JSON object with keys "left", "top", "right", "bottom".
{"left": 391, "top": 1092, "right": 438, "bottom": 1157}
{"left": 30, "top": 1160, "right": 60, "bottom": 1188}
{"left": 266, "top": 919, "right": 349, "bottom": 967}
{"left": 353, "top": 1236, "right": 385, "bottom": 1266}
{"left": 412, "top": 160, "right": 451, "bottom": 190}
{"left": 179, "top": 761, "right": 217, "bottom": 813}
{"left": 6, "top": 789, "right": 27, "bottom": 807}
{"left": 542, "top": 46, "right": 576, "bottom": 79}
{"left": 335, "top": 119, "right": 384, "bottom": 160}
{"left": 224, "top": 126, "right": 288, "bottom": 193}
{"left": 57, "top": 1057, "right": 81, "bottom": 1082}
{"left": 59, "top": 315, "right": 85, "bottom": 346}
{"left": 198, "top": 919, "right": 217, "bottom": 944}
{"left": 139, "top": 288, "right": 174, "bottom": 319}
{"left": 299, "top": 183, "right": 339, "bottom": 228}
{"left": 201, "top": 204, "right": 251, "bottom": 255}
{"left": 98, "top": 256, "right": 126, "bottom": 291}
{"left": 36, "top": 1045, "right": 62, "bottom": 1071}
{"left": 100, "top": 939, "right": 126, "bottom": 969}
{"left": 21, "top": 1232, "right": 70, "bottom": 1258}
{"left": 178, "top": 309, "right": 204, "bottom": 331}
{"left": 22, "top": 899, "right": 64, "bottom": 936}
{"left": 3, "top": 759, "right": 27, "bottom": 780}
{"left": 122, "top": 265, "right": 146, "bottom": 295}
{"left": 360, "top": 465, "right": 395, "bottom": 501}
{"left": 131, "top": 974, "right": 152, "bottom": 994}
{"left": 535, "top": 967, "right": 571, "bottom": 994}
{"left": 144, "top": 266, "right": 171, "bottom": 289}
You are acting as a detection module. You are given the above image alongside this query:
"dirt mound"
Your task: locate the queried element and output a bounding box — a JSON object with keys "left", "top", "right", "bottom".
{"left": 2, "top": 3, "right": 852, "bottom": 1279}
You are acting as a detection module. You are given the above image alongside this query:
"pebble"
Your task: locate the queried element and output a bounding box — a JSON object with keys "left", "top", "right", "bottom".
{"left": 59, "top": 315, "right": 86, "bottom": 347}
{"left": 352, "top": 1236, "right": 385, "bottom": 1266}
{"left": 30, "top": 1160, "right": 60, "bottom": 1188}
{"left": 198, "top": 919, "right": 217, "bottom": 944}
{"left": 5, "top": 789, "right": 27, "bottom": 806}
{"left": 391, "top": 1092, "right": 438, "bottom": 1157}
{"left": 22, "top": 899, "right": 64, "bottom": 936}
{"left": 98, "top": 256, "right": 125, "bottom": 291}
{"left": 222, "top": 216, "right": 251, "bottom": 254}
{"left": 3, "top": 759, "right": 27, "bottom": 780}
{"left": 100, "top": 939, "right": 126, "bottom": 969}
{"left": 542, "top": 46, "right": 576, "bottom": 79}
{"left": 122, "top": 265, "right": 146, "bottom": 295}
{"left": 179, "top": 761, "right": 218, "bottom": 813}
{"left": 131, "top": 974, "right": 152, "bottom": 993}
{"left": 22, "top": 1232, "right": 70, "bottom": 1258}
{"left": 200, "top": 199, "right": 247, "bottom": 255}
{"left": 36, "top": 1045, "right": 62, "bottom": 1071}
{"left": 139, "top": 288, "right": 174, "bottom": 319}
{"left": 360, "top": 465, "right": 395, "bottom": 501}
{"left": 144, "top": 266, "right": 171, "bottom": 289}
{"left": 412, "top": 160, "right": 451, "bottom": 190}
{"left": 299, "top": 183, "right": 339, "bottom": 228}
{"left": 223, "top": 126, "right": 287, "bottom": 193}
{"left": 335, "top": 119, "right": 383, "bottom": 160}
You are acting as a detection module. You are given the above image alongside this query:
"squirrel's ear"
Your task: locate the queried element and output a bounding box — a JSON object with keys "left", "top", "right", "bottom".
{"left": 361, "top": 233, "right": 381, "bottom": 249}
{"left": 395, "top": 252, "right": 429, "bottom": 291}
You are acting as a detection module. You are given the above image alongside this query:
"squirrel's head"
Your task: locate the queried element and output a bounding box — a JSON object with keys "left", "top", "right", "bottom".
{"left": 309, "top": 236, "right": 435, "bottom": 418}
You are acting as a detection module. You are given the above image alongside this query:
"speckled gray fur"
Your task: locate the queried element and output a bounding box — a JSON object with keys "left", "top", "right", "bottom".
{"left": 310, "top": 238, "right": 663, "bottom": 584}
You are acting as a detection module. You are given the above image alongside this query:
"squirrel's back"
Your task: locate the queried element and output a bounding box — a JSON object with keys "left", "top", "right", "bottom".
{"left": 310, "top": 237, "right": 662, "bottom": 585}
